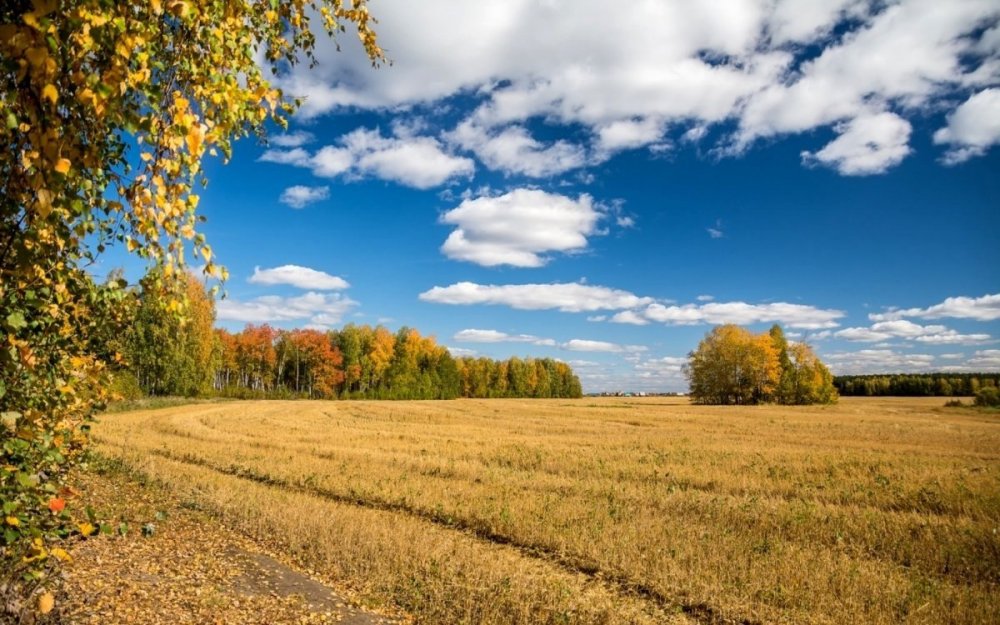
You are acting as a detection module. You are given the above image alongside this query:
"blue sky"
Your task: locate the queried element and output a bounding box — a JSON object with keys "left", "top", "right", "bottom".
{"left": 110, "top": 0, "right": 1000, "bottom": 391}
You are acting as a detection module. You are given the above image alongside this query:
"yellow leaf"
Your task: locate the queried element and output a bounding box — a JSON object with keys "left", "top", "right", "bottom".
{"left": 38, "top": 592, "right": 54, "bottom": 615}
{"left": 54, "top": 158, "right": 71, "bottom": 174}
{"left": 41, "top": 84, "right": 58, "bottom": 106}
{"left": 50, "top": 547, "right": 72, "bottom": 562}
{"left": 185, "top": 123, "right": 204, "bottom": 155}
{"left": 199, "top": 245, "right": 212, "bottom": 263}
{"left": 78, "top": 522, "right": 95, "bottom": 536}
{"left": 125, "top": 237, "right": 137, "bottom": 253}
{"left": 5, "top": 516, "right": 19, "bottom": 526}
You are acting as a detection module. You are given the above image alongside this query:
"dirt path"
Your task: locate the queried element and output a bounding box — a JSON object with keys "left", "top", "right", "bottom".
{"left": 59, "top": 462, "right": 407, "bottom": 625}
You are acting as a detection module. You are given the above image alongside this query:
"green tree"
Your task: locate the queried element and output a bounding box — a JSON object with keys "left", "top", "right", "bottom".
{"left": 1, "top": 1, "right": 383, "bottom": 616}
{"left": 127, "top": 272, "right": 217, "bottom": 396}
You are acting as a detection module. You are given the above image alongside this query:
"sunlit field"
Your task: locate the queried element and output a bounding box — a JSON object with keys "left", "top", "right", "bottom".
{"left": 91, "top": 397, "right": 1000, "bottom": 625}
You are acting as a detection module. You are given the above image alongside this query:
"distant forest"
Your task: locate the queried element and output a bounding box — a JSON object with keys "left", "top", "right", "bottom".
{"left": 833, "top": 373, "right": 1000, "bottom": 397}
{"left": 116, "top": 274, "right": 583, "bottom": 401}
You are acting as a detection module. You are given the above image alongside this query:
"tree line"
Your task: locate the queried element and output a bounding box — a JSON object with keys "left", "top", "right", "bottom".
{"left": 116, "top": 274, "right": 583, "bottom": 401}
{"left": 686, "top": 324, "right": 838, "bottom": 405}
{"left": 834, "top": 374, "right": 1000, "bottom": 397}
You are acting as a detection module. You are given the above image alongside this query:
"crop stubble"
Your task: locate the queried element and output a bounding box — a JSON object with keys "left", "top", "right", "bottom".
{"left": 91, "top": 397, "right": 1000, "bottom": 624}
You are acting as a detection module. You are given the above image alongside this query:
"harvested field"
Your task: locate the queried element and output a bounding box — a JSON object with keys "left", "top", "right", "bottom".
{"left": 89, "top": 397, "right": 1000, "bottom": 624}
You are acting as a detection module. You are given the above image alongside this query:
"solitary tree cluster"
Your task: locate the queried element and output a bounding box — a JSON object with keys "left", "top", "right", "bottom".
{"left": 686, "top": 324, "right": 837, "bottom": 405}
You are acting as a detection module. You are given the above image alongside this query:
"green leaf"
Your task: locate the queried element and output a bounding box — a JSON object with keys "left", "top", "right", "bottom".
{"left": 5, "top": 312, "right": 27, "bottom": 330}
{"left": 6, "top": 112, "right": 17, "bottom": 129}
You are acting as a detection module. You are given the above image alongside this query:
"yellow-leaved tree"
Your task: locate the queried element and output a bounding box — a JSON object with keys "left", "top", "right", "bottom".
{"left": 0, "top": 0, "right": 383, "bottom": 618}
{"left": 686, "top": 324, "right": 837, "bottom": 405}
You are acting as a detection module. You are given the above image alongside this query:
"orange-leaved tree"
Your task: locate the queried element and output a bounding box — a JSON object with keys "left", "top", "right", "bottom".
{"left": 0, "top": 0, "right": 383, "bottom": 617}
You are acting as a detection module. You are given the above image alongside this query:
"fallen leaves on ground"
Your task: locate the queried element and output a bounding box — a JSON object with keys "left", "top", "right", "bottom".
{"left": 59, "top": 465, "right": 406, "bottom": 625}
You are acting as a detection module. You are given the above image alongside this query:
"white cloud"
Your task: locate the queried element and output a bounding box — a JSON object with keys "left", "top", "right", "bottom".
{"left": 801, "top": 112, "right": 912, "bottom": 175}
{"left": 279, "top": 185, "right": 330, "bottom": 209}
{"left": 260, "top": 147, "right": 312, "bottom": 167}
{"left": 446, "top": 346, "right": 478, "bottom": 357}
{"left": 270, "top": 131, "right": 315, "bottom": 148}
{"left": 634, "top": 356, "right": 688, "bottom": 384}
{"left": 609, "top": 310, "right": 650, "bottom": 326}
{"left": 275, "top": 0, "right": 1000, "bottom": 175}
{"left": 419, "top": 282, "right": 654, "bottom": 312}
{"left": 217, "top": 292, "right": 357, "bottom": 327}
{"left": 824, "top": 349, "right": 936, "bottom": 375}
{"left": 453, "top": 329, "right": 555, "bottom": 346}
{"left": 249, "top": 265, "right": 349, "bottom": 290}
{"left": 630, "top": 300, "right": 844, "bottom": 329}
{"left": 870, "top": 293, "right": 1000, "bottom": 322}
{"left": 967, "top": 349, "right": 1000, "bottom": 369}
{"left": 261, "top": 127, "right": 474, "bottom": 189}
{"left": 696, "top": 294, "right": 715, "bottom": 302}
{"left": 446, "top": 121, "right": 587, "bottom": 177}
{"left": 934, "top": 88, "right": 1000, "bottom": 163}
{"left": 594, "top": 117, "right": 667, "bottom": 154}
{"left": 440, "top": 189, "right": 601, "bottom": 267}
{"left": 835, "top": 319, "right": 992, "bottom": 345}
{"left": 561, "top": 339, "right": 647, "bottom": 353}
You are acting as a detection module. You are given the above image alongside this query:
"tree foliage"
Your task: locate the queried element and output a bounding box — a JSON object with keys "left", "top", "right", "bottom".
{"left": 686, "top": 325, "right": 836, "bottom": 405}
{"left": 834, "top": 373, "right": 1000, "bottom": 397}
{"left": 210, "top": 323, "right": 583, "bottom": 400}
{"left": 127, "top": 272, "right": 217, "bottom": 397}
{"left": 1, "top": 0, "right": 383, "bottom": 616}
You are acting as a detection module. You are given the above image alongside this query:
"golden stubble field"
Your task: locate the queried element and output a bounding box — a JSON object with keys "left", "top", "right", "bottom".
{"left": 90, "top": 397, "right": 1000, "bottom": 625}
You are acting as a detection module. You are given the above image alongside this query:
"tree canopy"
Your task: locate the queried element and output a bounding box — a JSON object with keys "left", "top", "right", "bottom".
{"left": 686, "top": 325, "right": 837, "bottom": 406}
{"left": 1, "top": 1, "right": 383, "bottom": 617}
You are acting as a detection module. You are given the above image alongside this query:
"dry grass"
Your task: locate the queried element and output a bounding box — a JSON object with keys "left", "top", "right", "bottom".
{"left": 90, "top": 397, "right": 1000, "bottom": 624}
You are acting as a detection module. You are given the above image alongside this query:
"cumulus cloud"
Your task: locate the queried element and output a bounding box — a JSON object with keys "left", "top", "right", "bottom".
{"left": 279, "top": 185, "right": 330, "bottom": 209}
{"left": 274, "top": 0, "right": 1000, "bottom": 174}
{"left": 260, "top": 127, "right": 474, "bottom": 189}
{"left": 217, "top": 292, "right": 357, "bottom": 329}
{"left": 824, "top": 349, "right": 936, "bottom": 375}
{"left": 624, "top": 300, "right": 844, "bottom": 329}
{"left": 446, "top": 346, "right": 478, "bottom": 357}
{"left": 440, "top": 189, "right": 601, "bottom": 267}
{"left": 801, "top": 112, "right": 912, "bottom": 175}
{"left": 634, "top": 356, "right": 688, "bottom": 385}
{"left": 561, "top": 339, "right": 647, "bottom": 353}
{"left": 270, "top": 131, "right": 315, "bottom": 148}
{"left": 834, "top": 319, "right": 992, "bottom": 345}
{"left": 454, "top": 329, "right": 555, "bottom": 346}
{"left": 447, "top": 121, "right": 587, "bottom": 177}
{"left": 418, "top": 282, "right": 654, "bottom": 312}
{"left": 934, "top": 88, "right": 1000, "bottom": 164}
{"left": 249, "top": 265, "right": 349, "bottom": 290}
{"left": 594, "top": 117, "right": 667, "bottom": 154}
{"left": 609, "top": 310, "right": 650, "bottom": 326}
{"left": 870, "top": 293, "right": 1000, "bottom": 322}
{"left": 967, "top": 349, "right": 1000, "bottom": 369}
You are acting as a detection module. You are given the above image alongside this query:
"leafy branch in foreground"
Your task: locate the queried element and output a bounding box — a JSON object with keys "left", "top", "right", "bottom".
{"left": 1, "top": 0, "right": 383, "bottom": 619}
